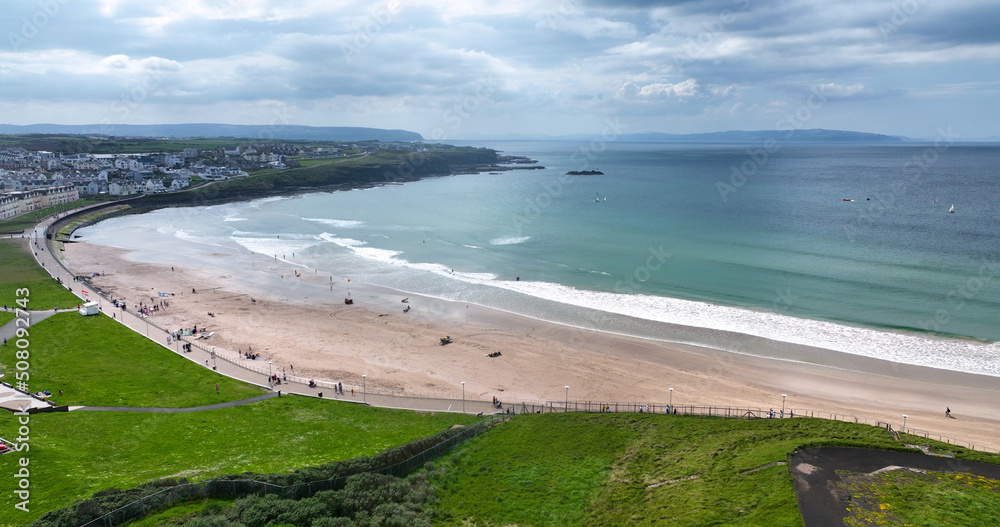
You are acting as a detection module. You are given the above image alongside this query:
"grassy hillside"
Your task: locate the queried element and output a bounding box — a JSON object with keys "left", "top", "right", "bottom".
{"left": 431, "top": 414, "right": 898, "bottom": 527}
{"left": 0, "top": 397, "right": 476, "bottom": 526}
{"left": 131, "top": 147, "right": 498, "bottom": 210}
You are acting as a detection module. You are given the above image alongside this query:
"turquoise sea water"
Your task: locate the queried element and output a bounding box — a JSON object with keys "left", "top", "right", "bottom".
{"left": 78, "top": 141, "right": 1000, "bottom": 376}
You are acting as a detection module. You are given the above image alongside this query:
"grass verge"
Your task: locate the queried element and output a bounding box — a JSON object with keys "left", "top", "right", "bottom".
{"left": 0, "top": 396, "right": 478, "bottom": 526}
{"left": 0, "top": 239, "right": 80, "bottom": 309}
{"left": 0, "top": 312, "right": 264, "bottom": 407}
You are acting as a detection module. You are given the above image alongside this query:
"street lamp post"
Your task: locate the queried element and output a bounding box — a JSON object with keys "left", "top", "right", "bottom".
{"left": 461, "top": 381, "right": 466, "bottom": 413}
{"left": 211, "top": 346, "right": 217, "bottom": 371}
{"left": 781, "top": 394, "right": 787, "bottom": 417}
{"left": 669, "top": 387, "right": 674, "bottom": 412}
{"left": 362, "top": 374, "right": 367, "bottom": 403}
{"left": 564, "top": 385, "right": 569, "bottom": 412}
{"left": 902, "top": 414, "right": 908, "bottom": 433}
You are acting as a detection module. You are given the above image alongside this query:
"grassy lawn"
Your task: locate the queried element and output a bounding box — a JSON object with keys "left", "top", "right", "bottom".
{"left": 0, "top": 311, "right": 13, "bottom": 326}
{"left": 0, "top": 312, "right": 264, "bottom": 407}
{"left": 431, "top": 413, "right": 904, "bottom": 527}
{"left": 0, "top": 396, "right": 478, "bottom": 526}
{"left": 0, "top": 239, "right": 80, "bottom": 309}
{"left": 840, "top": 469, "right": 1000, "bottom": 526}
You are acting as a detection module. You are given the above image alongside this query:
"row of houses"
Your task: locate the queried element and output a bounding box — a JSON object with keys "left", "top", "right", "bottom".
{"left": 0, "top": 185, "right": 79, "bottom": 221}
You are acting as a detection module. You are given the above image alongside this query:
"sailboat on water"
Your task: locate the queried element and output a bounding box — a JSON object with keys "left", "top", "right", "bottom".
{"left": 949, "top": 204, "right": 955, "bottom": 213}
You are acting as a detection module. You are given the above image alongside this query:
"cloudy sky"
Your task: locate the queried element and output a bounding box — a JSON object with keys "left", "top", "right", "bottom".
{"left": 2, "top": 0, "right": 998, "bottom": 139}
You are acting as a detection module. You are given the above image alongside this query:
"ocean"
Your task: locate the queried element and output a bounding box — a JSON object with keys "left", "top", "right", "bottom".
{"left": 77, "top": 141, "right": 1000, "bottom": 376}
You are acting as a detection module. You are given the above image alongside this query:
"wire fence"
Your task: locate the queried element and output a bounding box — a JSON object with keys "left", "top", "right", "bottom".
{"left": 73, "top": 414, "right": 510, "bottom": 527}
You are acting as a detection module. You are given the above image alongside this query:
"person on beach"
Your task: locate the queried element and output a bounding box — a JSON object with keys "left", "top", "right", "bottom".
{"left": 946, "top": 407, "right": 952, "bottom": 417}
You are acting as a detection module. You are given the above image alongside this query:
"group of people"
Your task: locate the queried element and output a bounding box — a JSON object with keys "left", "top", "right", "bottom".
{"left": 242, "top": 349, "right": 261, "bottom": 360}
{"left": 492, "top": 396, "right": 502, "bottom": 409}
{"left": 307, "top": 380, "right": 346, "bottom": 396}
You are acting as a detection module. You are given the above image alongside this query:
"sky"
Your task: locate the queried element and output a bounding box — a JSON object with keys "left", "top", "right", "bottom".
{"left": 1, "top": 0, "right": 999, "bottom": 140}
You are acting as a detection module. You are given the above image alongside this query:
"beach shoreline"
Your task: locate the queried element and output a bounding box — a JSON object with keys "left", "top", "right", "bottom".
{"left": 59, "top": 237, "right": 1000, "bottom": 450}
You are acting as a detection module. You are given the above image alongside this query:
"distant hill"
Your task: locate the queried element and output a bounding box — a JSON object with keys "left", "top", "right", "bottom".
{"left": 0, "top": 123, "right": 423, "bottom": 142}
{"left": 618, "top": 129, "right": 906, "bottom": 143}
{"left": 458, "top": 128, "right": 908, "bottom": 143}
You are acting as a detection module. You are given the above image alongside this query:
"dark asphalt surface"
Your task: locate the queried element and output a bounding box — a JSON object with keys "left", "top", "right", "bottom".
{"left": 791, "top": 446, "right": 1000, "bottom": 526}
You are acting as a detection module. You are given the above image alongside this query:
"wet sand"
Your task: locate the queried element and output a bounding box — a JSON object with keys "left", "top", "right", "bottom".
{"left": 61, "top": 241, "right": 1000, "bottom": 450}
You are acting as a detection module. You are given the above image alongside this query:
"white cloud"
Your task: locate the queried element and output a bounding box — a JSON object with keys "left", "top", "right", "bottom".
{"left": 0, "top": 0, "right": 996, "bottom": 137}
{"left": 617, "top": 79, "right": 703, "bottom": 100}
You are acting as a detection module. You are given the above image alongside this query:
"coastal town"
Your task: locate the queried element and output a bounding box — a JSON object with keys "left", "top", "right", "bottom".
{"left": 0, "top": 140, "right": 418, "bottom": 220}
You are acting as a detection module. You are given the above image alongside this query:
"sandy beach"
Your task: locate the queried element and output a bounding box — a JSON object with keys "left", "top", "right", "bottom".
{"left": 61, "top": 240, "right": 1000, "bottom": 450}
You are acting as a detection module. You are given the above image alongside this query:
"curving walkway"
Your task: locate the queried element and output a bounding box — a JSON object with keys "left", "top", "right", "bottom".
{"left": 75, "top": 392, "right": 278, "bottom": 413}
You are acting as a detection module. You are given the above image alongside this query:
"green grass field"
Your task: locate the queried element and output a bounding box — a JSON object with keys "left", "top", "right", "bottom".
{"left": 430, "top": 413, "right": 906, "bottom": 527}
{"left": 841, "top": 469, "right": 1000, "bottom": 526}
{"left": 0, "top": 239, "right": 80, "bottom": 310}
{"left": 0, "top": 311, "right": 13, "bottom": 326}
{"left": 0, "top": 396, "right": 477, "bottom": 526}
{"left": 0, "top": 312, "right": 263, "bottom": 407}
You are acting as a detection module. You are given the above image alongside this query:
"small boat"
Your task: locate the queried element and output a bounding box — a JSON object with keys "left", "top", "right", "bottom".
{"left": 949, "top": 204, "right": 955, "bottom": 213}
{"left": 842, "top": 198, "right": 854, "bottom": 202}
